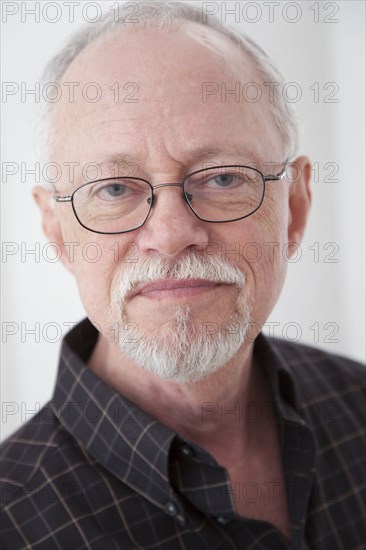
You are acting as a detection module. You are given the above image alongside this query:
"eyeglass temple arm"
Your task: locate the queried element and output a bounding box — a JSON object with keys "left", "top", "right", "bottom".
{"left": 53, "top": 195, "right": 72, "bottom": 202}
{"left": 263, "top": 161, "right": 289, "bottom": 182}
{"left": 264, "top": 164, "right": 288, "bottom": 182}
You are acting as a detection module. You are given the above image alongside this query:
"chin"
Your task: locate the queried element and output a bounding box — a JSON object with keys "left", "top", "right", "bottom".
{"left": 115, "top": 303, "right": 252, "bottom": 384}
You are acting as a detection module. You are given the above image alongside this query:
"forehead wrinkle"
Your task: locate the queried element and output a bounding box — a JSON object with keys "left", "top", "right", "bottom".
{"left": 93, "top": 146, "right": 264, "bottom": 178}
{"left": 174, "top": 146, "right": 261, "bottom": 166}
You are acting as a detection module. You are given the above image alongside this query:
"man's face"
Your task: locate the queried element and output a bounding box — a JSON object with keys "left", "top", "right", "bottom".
{"left": 36, "top": 23, "right": 310, "bottom": 381}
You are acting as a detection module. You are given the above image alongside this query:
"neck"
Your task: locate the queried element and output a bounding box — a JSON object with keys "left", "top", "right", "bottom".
{"left": 88, "top": 335, "right": 271, "bottom": 465}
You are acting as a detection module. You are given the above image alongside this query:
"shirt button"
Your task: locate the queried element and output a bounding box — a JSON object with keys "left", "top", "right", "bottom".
{"left": 180, "top": 444, "right": 193, "bottom": 458}
{"left": 216, "top": 516, "right": 230, "bottom": 525}
{"left": 165, "top": 502, "right": 178, "bottom": 517}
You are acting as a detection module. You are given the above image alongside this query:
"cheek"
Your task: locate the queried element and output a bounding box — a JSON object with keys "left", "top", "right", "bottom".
{"left": 73, "top": 244, "right": 115, "bottom": 321}
{"left": 60, "top": 216, "right": 124, "bottom": 323}
{"left": 225, "top": 196, "right": 290, "bottom": 321}
{"left": 259, "top": 202, "right": 289, "bottom": 280}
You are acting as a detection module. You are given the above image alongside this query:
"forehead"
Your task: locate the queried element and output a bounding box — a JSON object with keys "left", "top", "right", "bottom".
{"left": 62, "top": 21, "right": 253, "bottom": 81}
{"left": 52, "top": 22, "right": 283, "bottom": 173}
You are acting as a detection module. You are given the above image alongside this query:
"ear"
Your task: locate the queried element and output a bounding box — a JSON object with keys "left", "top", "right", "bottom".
{"left": 286, "top": 156, "right": 312, "bottom": 258}
{"left": 32, "top": 186, "right": 74, "bottom": 274}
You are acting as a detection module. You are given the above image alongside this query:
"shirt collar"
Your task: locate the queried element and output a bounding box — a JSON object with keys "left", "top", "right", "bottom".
{"left": 51, "top": 318, "right": 304, "bottom": 511}
{"left": 51, "top": 318, "right": 179, "bottom": 513}
{"left": 253, "top": 331, "right": 303, "bottom": 421}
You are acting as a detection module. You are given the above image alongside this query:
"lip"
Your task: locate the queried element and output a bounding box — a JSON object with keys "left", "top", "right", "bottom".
{"left": 128, "top": 279, "right": 230, "bottom": 300}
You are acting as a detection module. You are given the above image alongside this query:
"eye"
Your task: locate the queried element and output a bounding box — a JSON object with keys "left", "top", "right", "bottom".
{"left": 97, "top": 183, "right": 127, "bottom": 200}
{"left": 210, "top": 174, "right": 237, "bottom": 187}
{"left": 204, "top": 172, "right": 244, "bottom": 189}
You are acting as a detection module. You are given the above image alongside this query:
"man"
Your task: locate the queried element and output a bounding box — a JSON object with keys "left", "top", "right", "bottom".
{"left": 1, "top": 1, "right": 364, "bottom": 549}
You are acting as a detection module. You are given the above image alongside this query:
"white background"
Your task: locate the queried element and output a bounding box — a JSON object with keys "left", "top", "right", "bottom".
{"left": 1, "top": 0, "right": 365, "bottom": 441}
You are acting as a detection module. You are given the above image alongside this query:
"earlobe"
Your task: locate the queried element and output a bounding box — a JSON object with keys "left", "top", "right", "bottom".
{"left": 287, "top": 156, "right": 312, "bottom": 257}
{"left": 32, "top": 185, "right": 74, "bottom": 274}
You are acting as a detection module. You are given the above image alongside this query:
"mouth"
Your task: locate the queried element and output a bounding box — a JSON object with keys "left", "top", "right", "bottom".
{"left": 127, "top": 279, "right": 232, "bottom": 300}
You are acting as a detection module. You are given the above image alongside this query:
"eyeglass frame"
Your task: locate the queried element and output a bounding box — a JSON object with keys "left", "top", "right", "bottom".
{"left": 53, "top": 162, "right": 288, "bottom": 235}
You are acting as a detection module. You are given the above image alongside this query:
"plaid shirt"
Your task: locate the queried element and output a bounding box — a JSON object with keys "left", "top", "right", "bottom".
{"left": 1, "top": 318, "right": 365, "bottom": 550}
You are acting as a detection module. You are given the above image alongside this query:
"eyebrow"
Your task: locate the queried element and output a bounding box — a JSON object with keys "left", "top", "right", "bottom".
{"left": 97, "top": 155, "right": 137, "bottom": 172}
{"left": 184, "top": 146, "right": 259, "bottom": 163}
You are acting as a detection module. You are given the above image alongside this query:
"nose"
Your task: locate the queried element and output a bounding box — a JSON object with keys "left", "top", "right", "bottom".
{"left": 147, "top": 182, "right": 190, "bottom": 207}
{"left": 136, "top": 182, "right": 210, "bottom": 258}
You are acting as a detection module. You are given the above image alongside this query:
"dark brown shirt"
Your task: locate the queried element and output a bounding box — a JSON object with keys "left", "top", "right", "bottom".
{"left": 1, "top": 318, "right": 365, "bottom": 549}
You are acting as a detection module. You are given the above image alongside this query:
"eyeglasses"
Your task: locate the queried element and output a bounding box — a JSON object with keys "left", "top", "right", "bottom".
{"left": 53, "top": 163, "right": 287, "bottom": 235}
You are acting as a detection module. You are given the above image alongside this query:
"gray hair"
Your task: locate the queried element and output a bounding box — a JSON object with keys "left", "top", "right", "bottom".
{"left": 38, "top": 0, "right": 299, "bottom": 171}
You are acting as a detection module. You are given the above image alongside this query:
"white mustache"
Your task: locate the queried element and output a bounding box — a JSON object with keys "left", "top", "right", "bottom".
{"left": 113, "top": 253, "right": 246, "bottom": 303}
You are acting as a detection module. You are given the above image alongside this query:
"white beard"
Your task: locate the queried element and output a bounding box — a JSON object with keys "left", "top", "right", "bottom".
{"left": 109, "top": 254, "right": 251, "bottom": 383}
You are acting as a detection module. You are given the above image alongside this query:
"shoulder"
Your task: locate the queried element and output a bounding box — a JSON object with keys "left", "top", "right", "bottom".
{"left": 269, "top": 337, "right": 364, "bottom": 386}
